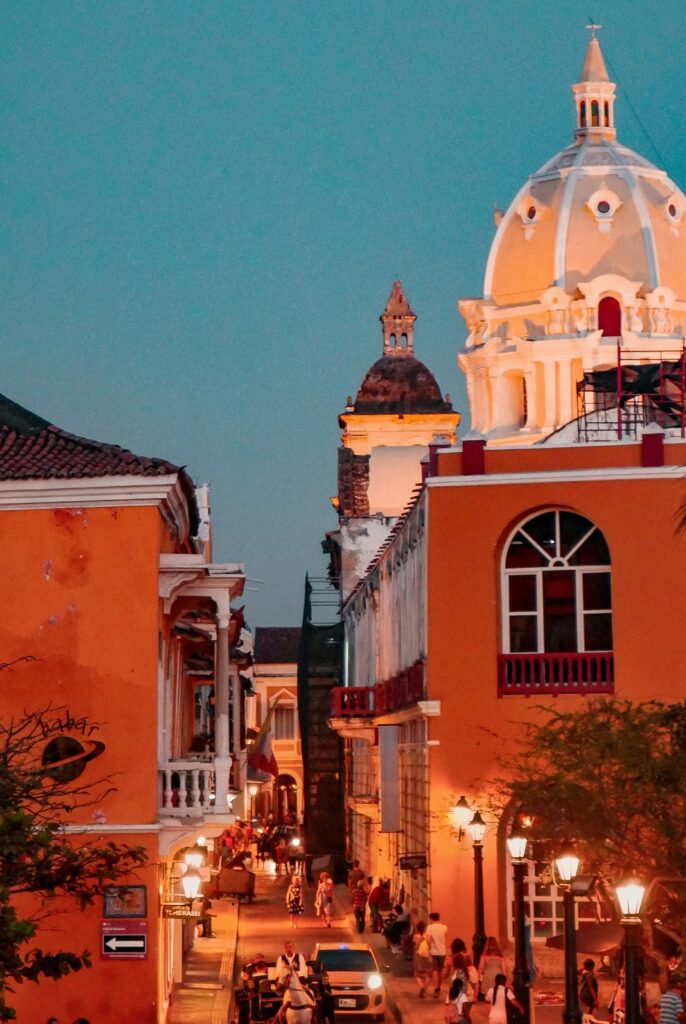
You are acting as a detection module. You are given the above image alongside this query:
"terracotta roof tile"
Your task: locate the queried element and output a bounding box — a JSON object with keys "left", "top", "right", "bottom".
{"left": 0, "top": 392, "right": 199, "bottom": 531}
{"left": 254, "top": 627, "right": 302, "bottom": 664}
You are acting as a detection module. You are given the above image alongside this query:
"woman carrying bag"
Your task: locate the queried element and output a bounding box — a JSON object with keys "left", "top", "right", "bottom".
{"left": 413, "top": 921, "right": 433, "bottom": 999}
{"left": 486, "top": 973, "right": 524, "bottom": 1024}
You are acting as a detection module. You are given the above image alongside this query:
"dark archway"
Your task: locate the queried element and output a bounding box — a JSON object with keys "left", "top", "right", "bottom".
{"left": 598, "top": 296, "right": 622, "bottom": 337}
{"left": 274, "top": 773, "right": 298, "bottom": 822}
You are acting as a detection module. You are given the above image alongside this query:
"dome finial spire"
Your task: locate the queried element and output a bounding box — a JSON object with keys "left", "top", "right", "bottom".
{"left": 380, "top": 280, "right": 416, "bottom": 356}
{"left": 572, "top": 30, "right": 616, "bottom": 140}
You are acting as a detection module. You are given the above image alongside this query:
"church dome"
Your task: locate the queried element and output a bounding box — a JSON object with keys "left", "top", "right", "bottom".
{"left": 352, "top": 281, "right": 452, "bottom": 414}
{"left": 354, "top": 354, "right": 451, "bottom": 413}
{"left": 458, "top": 37, "right": 686, "bottom": 447}
{"left": 485, "top": 38, "right": 686, "bottom": 305}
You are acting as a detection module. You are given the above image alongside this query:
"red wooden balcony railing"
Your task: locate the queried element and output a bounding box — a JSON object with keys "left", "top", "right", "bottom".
{"left": 331, "top": 660, "right": 425, "bottom": 718}
{"left": 498, "top": 652, "right": 614, "bottom": 697}
{"left": 331, "top": 686, "right": 375, "bottom": 718}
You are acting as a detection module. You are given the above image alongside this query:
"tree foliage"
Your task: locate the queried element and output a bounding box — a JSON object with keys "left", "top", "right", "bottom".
{"left": 496, "top": 699, "right": 686, "bottom": 962}
{"left": 0, "top": 705, "right": 147, "bottom": 1021}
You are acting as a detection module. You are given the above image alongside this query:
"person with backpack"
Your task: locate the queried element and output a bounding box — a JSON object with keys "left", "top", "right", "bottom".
{"left": 579, "top": 959, "right": 600, "bottom": 1017}
{"left": 413, "top": 921, "right": 433, "bottom": 998}
{"left": 445, "top": 977, "right": 472, "bottom": 1024}
{"left": 486, "top": 973, "right": 524, "bottom": 1024}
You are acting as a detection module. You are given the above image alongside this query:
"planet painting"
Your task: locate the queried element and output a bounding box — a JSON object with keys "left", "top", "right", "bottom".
{"left": 41, "top": 735, "right": 106, "bottom": 782}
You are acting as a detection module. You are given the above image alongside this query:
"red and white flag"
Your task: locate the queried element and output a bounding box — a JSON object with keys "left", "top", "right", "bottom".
{"left": 247, "top": 699, "right": 279, "bottom": 779}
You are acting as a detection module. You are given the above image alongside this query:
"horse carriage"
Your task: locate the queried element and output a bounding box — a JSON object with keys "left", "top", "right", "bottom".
{"left": 236, "top": 958, "right": 335, "bottom": 1024}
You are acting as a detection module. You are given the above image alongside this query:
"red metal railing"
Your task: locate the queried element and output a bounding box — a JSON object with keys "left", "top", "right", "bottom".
{"left": 498, "top": 652, "right": 614, "bottom": 697}
{"left": 331, "top": 660, "right": 425, "bottom": 718}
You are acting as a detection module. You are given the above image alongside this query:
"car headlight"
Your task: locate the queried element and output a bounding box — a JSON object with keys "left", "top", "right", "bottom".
{"left": 367, "top": 974, "right": 383, "bottom": 991}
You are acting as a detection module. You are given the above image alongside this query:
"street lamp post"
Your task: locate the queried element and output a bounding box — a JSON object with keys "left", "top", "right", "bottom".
{"left": 466, "top": 811, "right": 487, "bottom": 968}
{"left": 616, "top": 882, "right": 646, "bottom": 1024}
{"left": 507, "top": 835, "right": 531, "bottom": 1024}
{"left": 556, "top": 854, "right": 582, "bottom": 1024}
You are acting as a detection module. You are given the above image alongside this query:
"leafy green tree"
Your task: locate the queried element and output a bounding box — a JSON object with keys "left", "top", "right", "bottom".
{"left": 496, "top": 698, "right": 686, "bottom": 967}
{"left": 0, "top": 704, "right": 147, "bottom": 1021}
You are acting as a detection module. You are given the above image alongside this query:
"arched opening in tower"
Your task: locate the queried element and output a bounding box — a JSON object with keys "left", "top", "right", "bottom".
{"left": 598, "top": 296, "right": 622, "bottom": 337}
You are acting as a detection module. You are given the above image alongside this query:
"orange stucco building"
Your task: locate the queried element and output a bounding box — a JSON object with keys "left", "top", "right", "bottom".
{"left": 328, "top": 36, "right": 686, "bottom": 963}
{"left": 0, "top": 393, "right": 248, "bottom": 1022}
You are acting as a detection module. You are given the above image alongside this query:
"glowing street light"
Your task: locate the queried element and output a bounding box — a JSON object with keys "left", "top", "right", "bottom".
{"left": 467, "top": 811, "right": 487, "bottom": 967}
{"left": 507, "top": 835, "right": 530, "bottom": 1024}
{"left": 180, "top": 865, "right": 203, "bottom": 905}
{"left": 184, "top": 844, "right": 205, "bottom": 869}
{"left": 449, "top": 795, "right": 473, "bottom": 833}
{"left": 616, "top": 880, "right": 646, "bottom": 1024}
{"left": 555, "top": 854, "right": 582, "bottom": 1024}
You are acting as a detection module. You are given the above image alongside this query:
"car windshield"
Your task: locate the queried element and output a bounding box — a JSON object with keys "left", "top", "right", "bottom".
{"left": 316, "top": 950, "right": 377, "bottom": 973}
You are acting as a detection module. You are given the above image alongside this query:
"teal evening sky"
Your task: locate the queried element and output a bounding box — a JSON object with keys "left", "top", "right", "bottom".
{"left": 2, "top": 2, "right": 684, "bottom": 625}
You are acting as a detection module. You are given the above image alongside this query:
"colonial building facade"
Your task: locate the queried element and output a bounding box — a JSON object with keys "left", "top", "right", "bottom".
{"left": 251, "top": 627, "right": 303, "bottom": 821}
{"left": 329, "top": 37, "right": 686, "bottom": 952}
{"left": 325, "top": 281, "right": 460, "bottom": 599}
{"left": 0, "top": 392, "right": 249, "bottom": 1022}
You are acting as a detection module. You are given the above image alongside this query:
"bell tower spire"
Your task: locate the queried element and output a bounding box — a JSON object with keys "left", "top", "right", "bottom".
{"left": 380, "top": 280, "right": 416, "bottom": 356}
{"left": 572, "top": 29, "right": 616, "bottom": 141}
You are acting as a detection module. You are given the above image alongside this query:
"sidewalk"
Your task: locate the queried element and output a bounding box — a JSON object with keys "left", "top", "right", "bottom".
{"left": 169, "top": 896, "right": 240, "bottom": 1024}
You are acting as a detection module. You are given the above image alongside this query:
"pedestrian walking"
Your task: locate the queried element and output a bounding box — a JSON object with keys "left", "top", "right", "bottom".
{"left": 658, "top": 976, "right": 684, "bottom": 1024}
{"left": 478, "top": 936, "right": 506, "bottom": 1001}
{"left": 368, "top": 880, "right": 385, "bottom": 933}
{"left": 286, "top": 876, "right": 304, "bottom": 928}
{"left": 347, "top": 859, "right": 366, "bottom": 892}
{"left": 579, "top": 959, "right": 600, "bottom": 1017}
{"left": 413, "top": 920, "right": 433, "bottom": 999}
{"left": 445, "top": 977, "right": 472, "bottom": 1024}
{"left": 351, "top": 879, "right": 368, "bottom": 934}
{"left": 426, "top": 911, "right": 449, "bottom": 998}
{"left": 276, "top": 839, "right": 290, "bottom": 876}
{"left": 315, "top": 871, "right": 334, "bottom": 927}
{"left": 609, "top": 971, "right": 626, "bottom": 1024}
{"left": 486, "top": 973, "right": 523, "bottom": 1024}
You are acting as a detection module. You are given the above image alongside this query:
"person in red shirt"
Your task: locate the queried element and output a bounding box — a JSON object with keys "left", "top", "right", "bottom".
{"left": 367, "top": 879, "right": 391, "bottom": 933}
{"left": 351, "top": 881, "right": 368, "bottom": 934}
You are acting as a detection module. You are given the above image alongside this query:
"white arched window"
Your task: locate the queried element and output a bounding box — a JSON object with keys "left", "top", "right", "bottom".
{"left": 500, "top": 510, "right": 613, "bottom": 695}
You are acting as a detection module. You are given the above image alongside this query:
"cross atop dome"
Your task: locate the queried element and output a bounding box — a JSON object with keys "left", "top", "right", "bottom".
{"left": 572, "top": 33, "right": 616, "bottom": 140}
{"left": 380, "top": 280, "right": 417, "bottom": 356}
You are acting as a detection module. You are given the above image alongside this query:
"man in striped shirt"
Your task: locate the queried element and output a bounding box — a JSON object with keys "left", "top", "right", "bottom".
{"left": 659, "top": 978, "right": 685, "bottom": 1024}
{"left": 351, "top": 880, "right": 368, "bottom": 934}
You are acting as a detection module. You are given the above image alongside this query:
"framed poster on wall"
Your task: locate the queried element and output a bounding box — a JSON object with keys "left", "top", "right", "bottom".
{"left": 103, "top": 885, "right": 147, "bottom": 918}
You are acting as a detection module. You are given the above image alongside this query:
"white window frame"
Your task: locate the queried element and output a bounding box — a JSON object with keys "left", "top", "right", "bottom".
{"left": 501, "top": 510, "right": 612, "bottom": 655}
{"left": 506, "top": 854, "right": 614, "bottom": 943}
{"left": 273, "top": 704, "right": 297, "bottom": 741}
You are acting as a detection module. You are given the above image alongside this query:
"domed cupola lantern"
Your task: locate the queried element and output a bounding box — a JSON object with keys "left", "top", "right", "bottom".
{"left": 458, "top": 32, "right": 686, "bottom": 447}
{"left": 381, "top": 280, "right": 417, "bottom": 356}
{"left": 573, "top": 27, "right": 616, "bottom": 141}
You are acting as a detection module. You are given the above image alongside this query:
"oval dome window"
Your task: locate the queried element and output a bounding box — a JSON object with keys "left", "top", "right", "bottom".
{"left": 668, "top": 203, "right": 677, "bottom": 217}
{"left": 597, "top": 200, "right": 611, "bottom": 215}
{"left": 527, "top": 206, "right": 536, "bottom": 220}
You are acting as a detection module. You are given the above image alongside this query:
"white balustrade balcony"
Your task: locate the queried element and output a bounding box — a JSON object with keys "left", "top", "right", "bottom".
{"left": 158, "top": 759, "right": 232, "bottom": 819}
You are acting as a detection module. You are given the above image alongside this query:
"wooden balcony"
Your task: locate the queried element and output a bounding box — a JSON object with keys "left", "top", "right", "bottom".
{"left": 497, "top": 652, "right": 614, "bottom": 697}
{"left": 331, "top": 686, "right": 375, "bottom": 718}
{"left": 331, "top": 660, "right": 425, "bottom": 718}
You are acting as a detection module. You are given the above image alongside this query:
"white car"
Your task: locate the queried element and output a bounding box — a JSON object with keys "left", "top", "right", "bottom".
{"left": 311, "top": 942, "right": 387, "bottom": 1021}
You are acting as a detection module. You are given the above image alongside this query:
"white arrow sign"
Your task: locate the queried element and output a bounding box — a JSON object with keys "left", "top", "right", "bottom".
{"left": 104, "top": 936, "right": 146, "bottom": 951}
